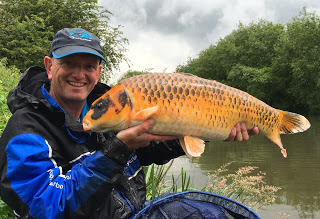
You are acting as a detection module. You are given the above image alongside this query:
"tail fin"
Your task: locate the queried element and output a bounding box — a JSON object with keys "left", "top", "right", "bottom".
{"left": 278, "top": 110, "right": 311, "bottom": 134}
{"left": 266, "top": 110, "right": 310, "bottom": 158}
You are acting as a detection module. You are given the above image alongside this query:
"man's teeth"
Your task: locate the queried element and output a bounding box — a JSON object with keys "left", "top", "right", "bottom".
{"left": 69, "top": 82, "right": 85, "bottom": 87}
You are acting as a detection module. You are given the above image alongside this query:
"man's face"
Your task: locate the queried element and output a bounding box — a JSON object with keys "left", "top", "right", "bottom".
{"left": 45, "top": 53, "right": 102, "bottom": 107}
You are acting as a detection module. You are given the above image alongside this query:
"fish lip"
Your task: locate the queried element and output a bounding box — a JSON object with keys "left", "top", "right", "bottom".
{"left": 82, "top": 122, "right": 93, "bottom": 132}
{"left": 83, "top": 118, "right": 127, "bottom": 133}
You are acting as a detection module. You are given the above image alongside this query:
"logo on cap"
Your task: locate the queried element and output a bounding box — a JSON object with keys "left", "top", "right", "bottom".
{"left": 69, "top": 30, "right": 92, "bottom": 41}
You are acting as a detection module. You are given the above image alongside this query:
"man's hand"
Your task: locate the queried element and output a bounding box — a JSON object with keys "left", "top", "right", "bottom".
{"left": 225, "top": 122, "right": 259, "bottom": 141}
{"left": 116, "top": 119, "right": 178, "bottom": 151}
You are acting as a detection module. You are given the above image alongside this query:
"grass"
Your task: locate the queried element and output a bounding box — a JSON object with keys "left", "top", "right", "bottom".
{"left": 143, "top": 160, "right": 194, "bottom": 200}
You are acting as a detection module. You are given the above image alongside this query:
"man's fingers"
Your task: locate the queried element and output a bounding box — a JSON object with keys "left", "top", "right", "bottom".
{"left": 240, "top": 122, "right": 249, "bottom": 141}
{"left": 225, "top": 123, "right": 259, "bottom": 142}
{"left": 224, "top": 126, "right": 236, "bottom": 141}
{"left": 235, "top": 123, "right": 243, "bottom": 141}
{"left": 136, "top": 119, "right": 155, "bottom": 136}
{"left": 248, "top": 127, "right": 259, "bottom": 136}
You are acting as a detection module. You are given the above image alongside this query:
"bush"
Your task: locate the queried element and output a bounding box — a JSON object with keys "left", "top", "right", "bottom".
{"left": 0, "top": 59, "right": 18, "bottom": 219}
{"left": 0, "top": 58, "right": 20, "bottom": 135}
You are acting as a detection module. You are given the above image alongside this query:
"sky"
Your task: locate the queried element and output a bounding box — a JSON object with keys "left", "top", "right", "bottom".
{"left": 98, "top": 0, "right": 320, "bottom": 82}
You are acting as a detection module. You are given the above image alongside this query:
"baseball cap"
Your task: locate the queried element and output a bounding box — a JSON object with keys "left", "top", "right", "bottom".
{"left": 49, "top": 28, "right": 107, "bottom": 62}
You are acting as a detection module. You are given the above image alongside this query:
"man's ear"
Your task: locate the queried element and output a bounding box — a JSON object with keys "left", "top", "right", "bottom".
{"left": 44, "top": 56, "right": 53, "bottom": 80}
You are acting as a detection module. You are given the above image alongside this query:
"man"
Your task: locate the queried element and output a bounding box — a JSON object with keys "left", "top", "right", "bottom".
{"left": 0, "top": 28, "right": 258, "bottom": 218}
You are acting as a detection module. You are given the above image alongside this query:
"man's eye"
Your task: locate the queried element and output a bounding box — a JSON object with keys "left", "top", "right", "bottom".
{"left": 86, "top": 64, "right": 97, "bottom": 71}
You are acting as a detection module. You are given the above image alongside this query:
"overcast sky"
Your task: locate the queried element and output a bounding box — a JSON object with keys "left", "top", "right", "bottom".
{"left": 98, "top": 0, "right": 320, "bottom": 82}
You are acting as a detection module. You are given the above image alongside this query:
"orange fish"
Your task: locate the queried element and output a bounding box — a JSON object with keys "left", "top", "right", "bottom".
{"left": 83, "top": 73, "right": 311, "bottom": 158}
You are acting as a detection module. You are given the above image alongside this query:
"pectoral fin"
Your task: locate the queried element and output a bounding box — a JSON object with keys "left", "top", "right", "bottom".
{"left": 132, "top": 106, "right": 159, "bottom": 123}
{"left": 179, "top": 136, "right": 205, "bottom": 158}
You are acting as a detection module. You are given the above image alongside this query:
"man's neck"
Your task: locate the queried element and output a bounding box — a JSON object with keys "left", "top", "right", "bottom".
{"left": 49, "top": 92, "right": 85, "bottom": 120}
{"left": 64, "top": 105, "right": 84, "bottom": 120}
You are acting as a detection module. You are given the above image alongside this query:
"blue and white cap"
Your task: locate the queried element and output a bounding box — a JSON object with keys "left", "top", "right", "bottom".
{"left": 49, "top": 28, "right": 107, "bottom": 62}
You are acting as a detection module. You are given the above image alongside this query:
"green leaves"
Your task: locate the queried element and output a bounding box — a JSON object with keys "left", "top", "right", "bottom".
{"left": 0, "top": 0, "right": 128, "bottom": 82}
{"left": 0, "top": 15, "right": 53, "bottom": 69}
{"left": 0, "top": 58, "right": 19, "bottom": 135}
{"left": 177, "top": 9, "right": 320, "bottom": 115}
{"left": 0, "top": 59, "right": 20, "bottom": 216}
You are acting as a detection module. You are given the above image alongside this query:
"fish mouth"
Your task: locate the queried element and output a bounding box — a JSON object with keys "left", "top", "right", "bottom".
{"left": 83, "top": 122, "right": 93, "bottom": 132}
{"left": 82, "top": 118, "right": 127, "bottom": 133}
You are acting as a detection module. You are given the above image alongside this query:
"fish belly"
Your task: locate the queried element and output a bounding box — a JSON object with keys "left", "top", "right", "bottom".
{"left": 121, "top": 73, "right": 280, "bottom": 140}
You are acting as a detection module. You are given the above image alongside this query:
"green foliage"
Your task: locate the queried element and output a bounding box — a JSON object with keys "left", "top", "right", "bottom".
{"left": 0, "top": 199, "right": 14, "bottom": 219}
{"left": 177, "top": 9, "right": 320, "bottom": 115}
{"left": 177, "top": 20, "right": 284, "bottom": 83}
{"left": 0, "top": 58, "right": 18, "bottom": 218}
{"left": 0, "top": 0, "right": 128, "bottom": 81}
{"left": 170, "top": 167, "right": 193, "bottom": 193}
{"left": 143, "top": 161, "right": 174, "bottom": 200}
{"left": 0, "top": 58, "right": 20, "bottom": 135}
{"left": 143, "top": 161, "right": 194, "bottom": 200}
{"left": 273, "top": 8, "right": 320, "bottom": 114}
{"left": 228, "top": 65, "right": 274, "bottom": 104}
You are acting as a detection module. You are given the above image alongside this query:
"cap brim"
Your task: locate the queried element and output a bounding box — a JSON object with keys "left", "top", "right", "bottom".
{"left": 52, "top": 46, "right": 107, "bottom": 62}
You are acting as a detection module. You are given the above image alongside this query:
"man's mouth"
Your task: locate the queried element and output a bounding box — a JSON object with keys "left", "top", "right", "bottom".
{"left": 69, "top": 81, "right": 85, "bottom": 87}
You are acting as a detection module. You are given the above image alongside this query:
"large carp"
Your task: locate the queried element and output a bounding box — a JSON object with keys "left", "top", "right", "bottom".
{"left": 83, "top": 73, "right": 310, "bottom": 158}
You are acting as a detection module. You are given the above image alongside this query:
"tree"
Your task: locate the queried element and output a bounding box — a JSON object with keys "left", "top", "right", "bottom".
{"left": 177, "top": 11, "right": 320, "bottom": 115}
{"left": 177, "top": 20, "right": 284, "bottom": 83}
{"left": 0, "top": 0, "right": 128, "bottom": 81}
{"left": 273, "top": 8, "right": 320, "bottom": 114}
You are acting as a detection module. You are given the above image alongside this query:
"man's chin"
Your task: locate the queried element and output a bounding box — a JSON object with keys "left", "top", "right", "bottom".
{"left": 63, "top": 95, "right": 87, "bottom": 104}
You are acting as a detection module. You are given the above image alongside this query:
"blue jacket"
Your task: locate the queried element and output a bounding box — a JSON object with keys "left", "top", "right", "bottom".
{"left": 0, "top": 66, "right": 184, "bottom": 218}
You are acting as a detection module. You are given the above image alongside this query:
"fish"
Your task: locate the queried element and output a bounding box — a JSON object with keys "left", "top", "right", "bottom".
{"left": 83, "top": 73, "right": 311, "bottom": 158}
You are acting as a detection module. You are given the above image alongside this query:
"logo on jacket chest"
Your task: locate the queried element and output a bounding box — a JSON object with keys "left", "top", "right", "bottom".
{"left": 125, "top": 154, "right": 142, "bottom": 180}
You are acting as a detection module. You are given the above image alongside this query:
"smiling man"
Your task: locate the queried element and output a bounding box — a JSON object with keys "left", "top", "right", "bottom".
{"left": 44, "top": 54, "right": 102, "bottom": 119}
{"left": 0, "top": 28, "right": 258, "bottom": 218}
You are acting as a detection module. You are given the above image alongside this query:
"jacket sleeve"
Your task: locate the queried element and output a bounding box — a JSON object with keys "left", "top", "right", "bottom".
{"left": 134, "top": 139, "right": 185, "bottom": 166}
{"left": 3, "top": 133, "right": 132, "bottom": 219}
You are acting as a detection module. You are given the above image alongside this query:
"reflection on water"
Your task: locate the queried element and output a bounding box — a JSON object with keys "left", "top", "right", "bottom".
{"left": 168, "top": 116, "right": 320, "bottom": 219}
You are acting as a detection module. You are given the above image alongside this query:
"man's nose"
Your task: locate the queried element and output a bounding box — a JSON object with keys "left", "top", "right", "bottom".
{"left": 73, "top": 65, "right": 86, "bottom": 78}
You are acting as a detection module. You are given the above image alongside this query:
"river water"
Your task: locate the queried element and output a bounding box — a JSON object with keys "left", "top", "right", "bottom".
{"left": 167, "top": 116, "right": 320, "bottom": 219}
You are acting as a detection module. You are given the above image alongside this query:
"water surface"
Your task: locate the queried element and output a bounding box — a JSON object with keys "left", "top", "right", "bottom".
{"left": 167, "top": 116, "right": 320, "bottom": 219}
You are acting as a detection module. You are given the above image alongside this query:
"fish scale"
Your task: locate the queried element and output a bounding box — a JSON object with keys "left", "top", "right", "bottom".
{"left": 83, "top": 73, "right": 311, "bottom": 158}
{"left": 121, "top": 73, "right": 274, "bottom": 139}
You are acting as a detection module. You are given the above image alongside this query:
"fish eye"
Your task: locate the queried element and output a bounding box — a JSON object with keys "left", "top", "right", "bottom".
{"left": 96, "top": 101, "right": 103, "bottom": 109}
